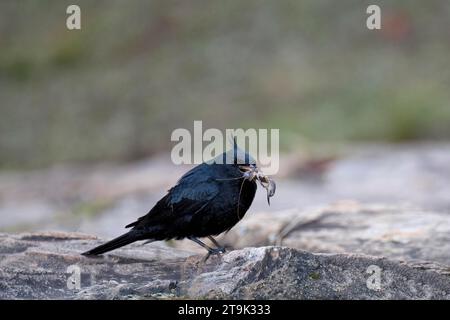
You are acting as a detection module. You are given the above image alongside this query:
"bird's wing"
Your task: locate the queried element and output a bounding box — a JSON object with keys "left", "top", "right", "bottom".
{"left": 165, "top": 177, "right": 220, "bottom": 215}
{"left": 126, "top": 164, "right": 221, "bottom": 228}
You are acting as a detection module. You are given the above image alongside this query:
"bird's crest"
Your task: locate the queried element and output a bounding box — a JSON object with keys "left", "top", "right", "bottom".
{"left": 228, "top": 134, "right": 256, "bottom": 165}
{"left": 205, "top": 134, "right": 256, "bottom": 165}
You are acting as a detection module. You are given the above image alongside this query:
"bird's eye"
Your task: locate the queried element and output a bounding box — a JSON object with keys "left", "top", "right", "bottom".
{"left": 239, "top": 164, "right": 257, "bottom": 173}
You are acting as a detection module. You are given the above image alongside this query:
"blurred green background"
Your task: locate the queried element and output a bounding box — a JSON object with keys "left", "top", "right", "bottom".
{"left": 1, "top": 0, "right": 450, "bottom": 169}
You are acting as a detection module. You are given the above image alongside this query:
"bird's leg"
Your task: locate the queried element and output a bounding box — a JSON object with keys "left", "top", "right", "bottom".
{"left": 188, "top": 236, "right": 224, "bottom": 262}
{"left": 207, "top": 236, "right": 226, "bottom": 253}
{"left": 188, "top": 236, "right": 216, "bottom": 253}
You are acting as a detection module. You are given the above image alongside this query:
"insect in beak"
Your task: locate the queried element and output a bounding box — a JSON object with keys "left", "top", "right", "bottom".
{"left": 239, "top": 165, "right": 276, "bottom": 205}
{"left": 257, "top": 174, "right": 276, "bottom": 205}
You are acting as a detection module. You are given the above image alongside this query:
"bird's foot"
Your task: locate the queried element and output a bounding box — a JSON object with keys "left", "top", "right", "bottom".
{"left": 202, "top": 247, "right": 226, "bottom": 262}
{"left": 212, "top": 247, "right": 226, "bottom": 255}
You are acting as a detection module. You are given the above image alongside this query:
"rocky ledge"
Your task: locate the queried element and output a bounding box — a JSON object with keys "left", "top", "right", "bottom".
{"left": 1, "top": 231, "right": 450, "bottom": 299}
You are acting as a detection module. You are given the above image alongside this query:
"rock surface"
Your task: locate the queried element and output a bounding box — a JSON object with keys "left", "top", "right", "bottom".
{"left": 1, "top": 232, "right": 450, "bottom": 300}
{"left": 2, "top": 144, "right": 450, "bottom": 299}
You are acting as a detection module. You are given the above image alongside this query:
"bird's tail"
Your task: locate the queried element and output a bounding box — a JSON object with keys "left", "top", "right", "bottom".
{"left": 82, "top": 231, "right": 140, "bottom": 256}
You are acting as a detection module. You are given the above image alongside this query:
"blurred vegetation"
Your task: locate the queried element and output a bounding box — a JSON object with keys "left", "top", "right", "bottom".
{"left": 1, "top": 0, "right": 450, "bottom": 168}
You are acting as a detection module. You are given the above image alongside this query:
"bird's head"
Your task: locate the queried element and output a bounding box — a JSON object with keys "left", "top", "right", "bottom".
{"left": 206, "top": 136, "right": 276, "bottom": 204}
{"left": 230, "top": 137, "right": 276, "bottom": 205}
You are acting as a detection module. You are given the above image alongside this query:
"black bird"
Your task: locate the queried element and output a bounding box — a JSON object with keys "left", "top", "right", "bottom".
{"left": 82, "top": 143, "right": 275, "bottom": 258}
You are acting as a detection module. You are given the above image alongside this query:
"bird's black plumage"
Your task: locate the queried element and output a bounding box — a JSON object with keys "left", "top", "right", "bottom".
{"left": 82, "top": 149, "right": 259, "bottom": 256}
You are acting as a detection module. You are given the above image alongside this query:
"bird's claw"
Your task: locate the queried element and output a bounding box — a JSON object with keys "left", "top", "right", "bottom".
{"left": 203, "top": 247, "right": 226, "bottom": 262}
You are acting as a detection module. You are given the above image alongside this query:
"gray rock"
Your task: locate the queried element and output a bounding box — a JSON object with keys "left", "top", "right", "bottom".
{"left": 1, "top": 232, "right": 450, "bottom": 299}
{"left": 218, "top": 203, "right": 450, "bottom": 266}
